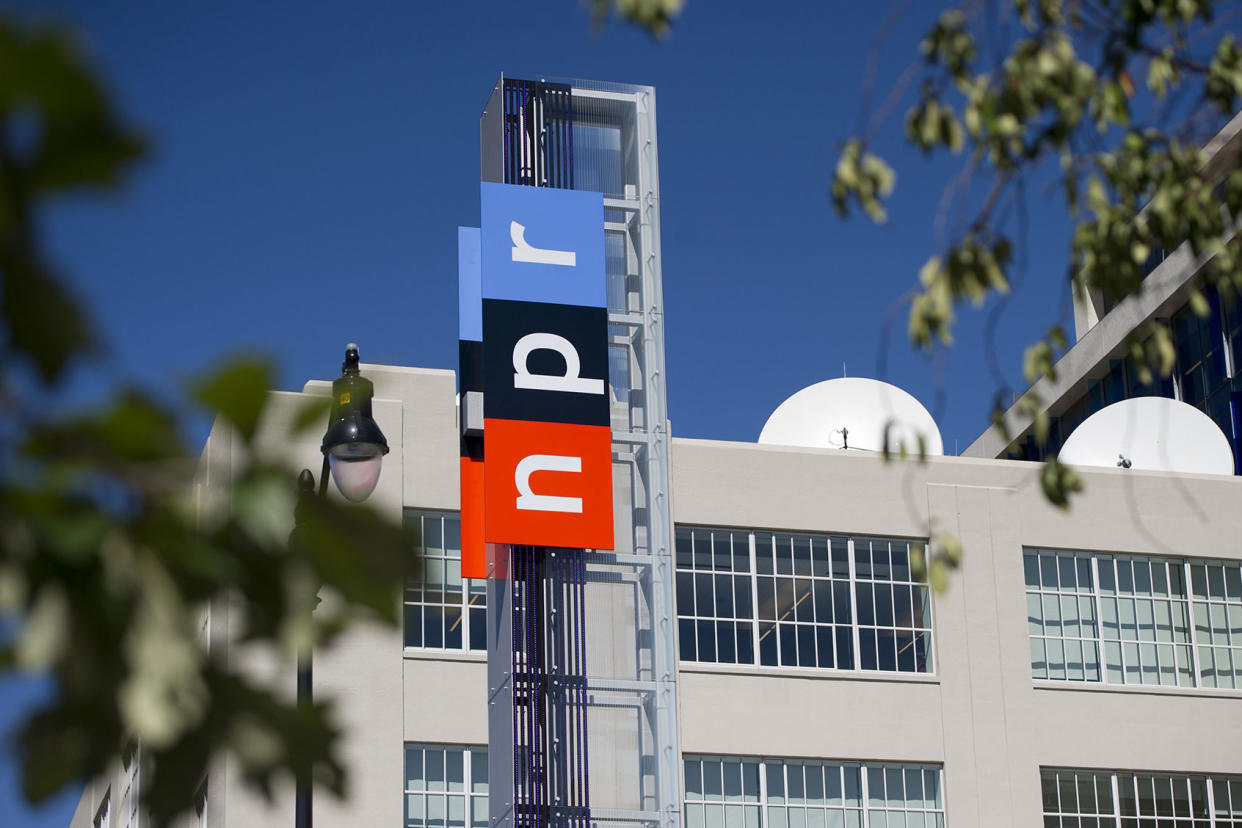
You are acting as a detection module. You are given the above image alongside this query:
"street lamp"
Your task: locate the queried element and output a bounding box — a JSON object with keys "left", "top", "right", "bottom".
{"left": 293, "top": 343, "right": 388, "bottom": 828}
{"left": 321, "top": 342, "right": 390, "bottom": 502}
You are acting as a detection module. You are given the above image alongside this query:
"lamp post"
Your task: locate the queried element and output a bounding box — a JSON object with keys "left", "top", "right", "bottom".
{"left": 292, "top": 343, "right": 389, "bottom": 828}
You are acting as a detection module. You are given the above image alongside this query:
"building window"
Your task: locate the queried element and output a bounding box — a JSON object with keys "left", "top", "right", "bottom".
{"left": 194, "top": 780, "right": 207, "bottom": 828}
{"left": 1025, "top": 549, "right": 1242, "bottom": 689}
{"left": 683, "top": 756, "right": 945, "bottom": 828}
{"left": 404, "top": 744, "right": 487, "bottom": 828}
{"left": 94, "top": 792, "right": 110, "bottom": 828}
{"left": 676, "top": 527, "right": 934, "bottom": 673}
{"left": 1041, "top": 768, "right": 1242, "bottom": 825}
{"left": 120, "top": 742, "right": 140, "bottom": 828}
{"left": 404, "top": 512, "right": 485, "bottom": 653}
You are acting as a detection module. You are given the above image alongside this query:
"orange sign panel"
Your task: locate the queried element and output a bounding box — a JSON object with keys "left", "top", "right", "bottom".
{"left": 483, "top": 418, "right": 613, "bottom": 550}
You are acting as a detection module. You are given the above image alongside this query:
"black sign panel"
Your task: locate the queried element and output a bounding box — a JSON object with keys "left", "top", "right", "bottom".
{"left": 482, "top": 297, "right": 610, "bottom": 428}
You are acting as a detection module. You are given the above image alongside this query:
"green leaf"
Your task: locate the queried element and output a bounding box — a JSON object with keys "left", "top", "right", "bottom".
{"left": 14, "top": 585, "right": 69, "bottom": 670}
{"left": 1040, "top": 457, "right": 1084, "bottom": 509}
{"left": 1188, "top": 288, "right": 1210, "bottom": 317}
{"left": 910, "top": 544, "right": 927, "bottom": 579}
{"left": 1206, "top": 34, "right": 1242, "bottom": 111}
{"left": 293, "top": 397, "right": 332, "bottom": 435}
{"left": 1147, "top": 53, "right": 1176, "bottom": 99}
{"left": 1, "top": 260, "right": 96, "bottom": 382}
{"left": 939, "top": 533, "right": 963, "bottom": 566}
{"left": 192, "top": 358, "right": 275, "bottom": 441}
{"left": 830, "top": 140, "right": 895, "bottom": 223}
{"left": 1048, "top": 326, "right": 1067, "bottom": 350}
{"left": 928, "top": 559, "right": 950, "bottom": 593}
{"left": 609, "top": 0, "right": 686, "bottom": 36}
{"left": 25, "top": 391, "right": 184, "bottom": 466}
{"left": 0, "top": 24, "right": 146, "bottom": 195}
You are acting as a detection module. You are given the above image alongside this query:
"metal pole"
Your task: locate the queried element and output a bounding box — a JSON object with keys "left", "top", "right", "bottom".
{"left": 293, "top": 457, "right": 328, "bottom": 828}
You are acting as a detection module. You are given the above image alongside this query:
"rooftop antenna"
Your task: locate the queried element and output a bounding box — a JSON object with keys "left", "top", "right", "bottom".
{"left": 842, "top": 362, "right": 847, "bottom": 378}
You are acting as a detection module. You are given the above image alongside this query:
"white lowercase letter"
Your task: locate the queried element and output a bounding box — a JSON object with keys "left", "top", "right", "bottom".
{"left": 515, "top": 454, "right": 583, "bottom": 513}
{"left": 512, "top": 333, "right": 605, "bottom": 395}
{"left": 510, "top": 221, "right": 577, "bottom": 266}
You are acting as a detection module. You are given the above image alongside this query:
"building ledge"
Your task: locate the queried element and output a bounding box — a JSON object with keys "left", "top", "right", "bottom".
{"left": 679, "top": 662, "right": 940, "bottom": 685}
{"left": 402, "top": 649, "right": 486, "bottom": 663}
{"left": 1033, "top": 678, "right": 1242, "bottom": 700}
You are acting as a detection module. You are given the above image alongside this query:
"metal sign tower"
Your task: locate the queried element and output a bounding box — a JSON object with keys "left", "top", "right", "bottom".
{"left": 469, "top": 76, "right": 681, "bottom": 828}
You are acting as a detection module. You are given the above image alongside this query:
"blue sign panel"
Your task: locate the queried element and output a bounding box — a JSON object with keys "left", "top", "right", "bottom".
{"left": 458, "top": 226, "right": 482, "bottom": 342}
{"left": 480, "top": 182, "right": 605, "bottom": 308}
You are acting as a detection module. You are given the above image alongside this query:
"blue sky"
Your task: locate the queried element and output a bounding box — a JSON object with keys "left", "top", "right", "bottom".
{"left": 1, "top": 1, "right": 1086, "bottom": 825}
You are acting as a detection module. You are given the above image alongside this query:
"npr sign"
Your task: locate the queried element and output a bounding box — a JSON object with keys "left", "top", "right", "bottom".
{"left": 475, "top": 182, "right": 614, "bottom": 551}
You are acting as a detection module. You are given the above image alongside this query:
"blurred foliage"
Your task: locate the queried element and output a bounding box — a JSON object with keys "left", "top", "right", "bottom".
{"left": 823, "top": 0, "right": 1242, "bottom": 514}
{"left": 911, "top": 532, "right": 963, "bottom": 593}
{"left": 589, "top": 0, "right": 686, "bottom": 36}
{"left": 0, "top": 17, "right": 414, "bottom": 826}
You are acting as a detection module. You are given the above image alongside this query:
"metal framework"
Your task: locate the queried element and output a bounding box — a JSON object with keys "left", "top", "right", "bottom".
{"left": 482, "top": 75, "right": 681, "bottom": 828}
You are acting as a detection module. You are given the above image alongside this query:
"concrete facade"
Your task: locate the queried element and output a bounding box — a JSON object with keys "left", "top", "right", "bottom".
{"left": 72, "top": 363, "right": 1242, "bottom": 828}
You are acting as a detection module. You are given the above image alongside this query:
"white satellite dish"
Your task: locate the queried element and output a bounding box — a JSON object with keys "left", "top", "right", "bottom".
{"left": 758, "top": 377, "right": 944, "bottom": 455}
{"left": 1059, "top": 397, "right": 1234, "bottom": 475}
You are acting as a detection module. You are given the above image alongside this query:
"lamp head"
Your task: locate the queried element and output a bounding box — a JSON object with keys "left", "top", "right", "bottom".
{"left": 342, "top": 342, "right": 360, "bottom": 374}
{"left": 322, "top": 343, "right": 388, "bottom": 502}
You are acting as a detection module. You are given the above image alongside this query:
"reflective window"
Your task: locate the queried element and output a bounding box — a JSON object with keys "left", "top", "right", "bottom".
{"left": 194, "top": 781, "right": 207, "bottom": 828}
{"left": 683, "top": 756, "right": 944, "bottom": 828}
{"left": 1173, "top": 297, "right": 1231, "bottom": 419}
{"left": 120, "top": 743, "right": 140, "bottom": 828}
{"left": 94, "top": 793, "right": 110, "bottom": 828}
{"left": 404, "top": 512, "right": 486, "bottom": 652}
{"left": 1041, "top": 768, "right": 1242, "bottom": 826}
{"left": 404, "top": 745, "right": 487, "bottom": 828}
{"left": 677, "top": 527, "right": 933, "bottom": 673}
{"left": 1025, "top": 549, "right": 1242, "bottom": 689}
{"left": 1191, "top": 559, "right": 1242, "bottom": 689}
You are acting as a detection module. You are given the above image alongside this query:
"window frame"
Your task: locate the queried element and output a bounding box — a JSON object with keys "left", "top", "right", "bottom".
{"left": 682, "top": 754, "right": 946, "bottom": 828}
{"left": 120, "top": 741, "right": 140, "bottom": 828}
{"left": 94, "top": 791, "right": 111, "bottom": 828}
{"left": 675, "top": 526, "right": 936, "bottom": 676}
{"left": 1041, "top": 767, "right": 1242, "bottom": 825}
{"left": 193, "top": 779, "right": 207, "bottom": 828}
{"left": 403, "top": 743, "right": 488, "bottom": 828}
{"left": 1025, "top": 547, "right": 1242, "bottom": 690}
{"left": 403, "top": 511, "right": 486, "bottom": 654}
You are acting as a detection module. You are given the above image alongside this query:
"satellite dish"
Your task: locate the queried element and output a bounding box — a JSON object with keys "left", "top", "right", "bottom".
{"left": 758, "top": 377, "right": 944, "bottom": 455}
{"left": 1059, "top": 397, "right": 1234, "bottom": 475}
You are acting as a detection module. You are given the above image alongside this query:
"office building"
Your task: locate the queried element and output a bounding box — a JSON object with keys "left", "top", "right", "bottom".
{"left": 68, "top": 80, "right": 1242, "bottom": 828}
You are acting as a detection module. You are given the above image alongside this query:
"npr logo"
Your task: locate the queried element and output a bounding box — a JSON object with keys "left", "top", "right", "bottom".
{"left": 480, "top": 183, "right": 613, "bottom": 550}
